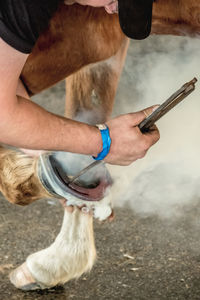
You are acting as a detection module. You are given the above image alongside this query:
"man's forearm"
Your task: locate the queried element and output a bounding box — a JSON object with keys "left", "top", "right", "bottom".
{"left": 0, "top": 95, "right": 102, "bottom": 156}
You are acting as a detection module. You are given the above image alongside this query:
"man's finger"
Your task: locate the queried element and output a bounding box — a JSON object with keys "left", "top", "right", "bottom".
{"left": 108, "top": 210, "right": 115, "bottom": 222}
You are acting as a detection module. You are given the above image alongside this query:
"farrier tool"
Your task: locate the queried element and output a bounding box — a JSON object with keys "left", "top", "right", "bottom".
{"left": 69, "top": 77, "right": 197, "bottom": 183}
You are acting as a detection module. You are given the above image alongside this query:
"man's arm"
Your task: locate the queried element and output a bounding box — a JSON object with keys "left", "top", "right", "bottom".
{"left": 0, "top": 38, "right": 102, "bottom": 156}
{"left": 0, "top": 38, "right": 160, "bottom": 165}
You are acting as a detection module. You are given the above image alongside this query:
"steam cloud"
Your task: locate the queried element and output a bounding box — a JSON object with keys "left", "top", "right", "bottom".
{"left": 34, "top": 35, "right": 200, "bottom": 219}
{"left": 109, "top": 35, "right": 200, "bottom": 218}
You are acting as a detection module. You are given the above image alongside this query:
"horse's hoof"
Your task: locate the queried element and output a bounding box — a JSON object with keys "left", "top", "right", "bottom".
{"left": 9, "top": 262, "right": 41, "bottom": 291}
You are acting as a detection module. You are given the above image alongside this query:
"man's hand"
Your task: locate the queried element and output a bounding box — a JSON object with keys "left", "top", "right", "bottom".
{"left": 0, "top": 38, "right": 159, "bottom": 165}
{"left": 104, "top": 106, "right": 160, "bottom": 165}
{"left": 20, "top": 106, "right": 160, "bottom": 165}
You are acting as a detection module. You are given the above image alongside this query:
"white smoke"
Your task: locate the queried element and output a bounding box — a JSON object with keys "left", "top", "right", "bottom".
{"left": 33, "top": 35, "right": 200, "bottom": 219}
{"left": 110, "top": 35, "right": 200, "bottom": 218}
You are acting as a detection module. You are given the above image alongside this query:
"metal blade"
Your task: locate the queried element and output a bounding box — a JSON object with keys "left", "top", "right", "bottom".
{"left": 69, "top": 160, "right": 104, "bottom": 183}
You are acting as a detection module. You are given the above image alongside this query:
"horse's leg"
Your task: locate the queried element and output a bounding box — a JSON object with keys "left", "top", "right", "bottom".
{"left": 20, "top": 38, "right": 130, "bottom": 291}
{"left": 65, "top": 38, "right": 129, "bottom": 123}
{"left": 10, "top": 206, "right": 96, "bottom": 290}
{"left": 1, "top": 121, "right": 95, "bottom": 291}
{"left": 0, "top": 146, "right": 51, "bottom": 205}
{"left": 8, "top": 38, "right": 129, "bottom": 291}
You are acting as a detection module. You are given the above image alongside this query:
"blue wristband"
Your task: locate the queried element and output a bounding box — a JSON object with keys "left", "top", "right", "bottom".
{"left": 93, "top": 124, "right": 111, "bottom": 160}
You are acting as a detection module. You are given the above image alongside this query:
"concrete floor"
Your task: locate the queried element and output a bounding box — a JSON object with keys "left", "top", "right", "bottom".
{"left": 1, "top": 196, "right": 200, "bottom": 300}
{"left": 1, "top": 36, "right": 200, "bottom": 299}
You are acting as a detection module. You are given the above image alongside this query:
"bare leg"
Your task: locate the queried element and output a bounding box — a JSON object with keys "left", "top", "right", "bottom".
{"left": 10, "top": 207, "right": 96, "bottom": 290}
{"left": 65, "top": 38, "right": 129, "bottom": 123}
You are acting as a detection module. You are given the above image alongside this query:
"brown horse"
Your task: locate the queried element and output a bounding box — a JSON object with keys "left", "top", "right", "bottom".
{"left": 1, "top": 0, "right": 200, "bottom": 290}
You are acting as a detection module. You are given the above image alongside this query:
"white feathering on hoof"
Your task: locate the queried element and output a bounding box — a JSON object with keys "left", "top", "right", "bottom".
{"left": 66, "top": 189, "right": 113, "bottom": 221}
